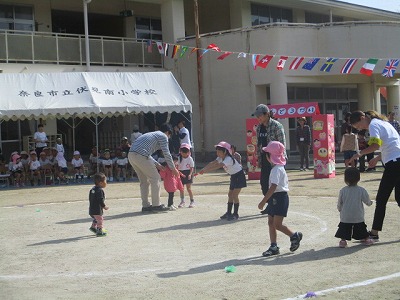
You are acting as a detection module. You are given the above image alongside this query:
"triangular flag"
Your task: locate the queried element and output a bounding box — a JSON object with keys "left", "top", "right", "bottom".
{"left": 381, "top": 59, "right": 399, "bottom": 78}
{"left": 199, "top": 49, "right": 210, "bottom": 59}
{"left": 146, "top": 40, "right": 153, "bottom": 53}
{"left": 302, "top": 58, "right": 320, "bottom": 70}
{"left": 207, "top": 43, "right": 221, "bottom": 52}
{"left": 156, "top": 42, "right": 164, "bottom": 55}
{"left": 320, "top": 58, "right": 338, "bottom": 72}
{"left": 171, "top": 45, "right": 180, "bottom": 58}
{"left": 252, "top": 54, "right": 260, "bottom": 70}
{"left": 189, "top": 48, "right": 198, "bottom": 57}
{"left": 217, "top": 52, "right": 232, "bottom": 60}
{"left": 289, "top": 57, "right": 304, "bottom": 70}
{"left": 341, "top": 58, "right": 358, "bottom": 74}
{"left": 276, "top": 56, "right": 288, "bottom": 71}
{"left": 360, "top": 58, "right": 378, "bottom": 76}
{"left": 180, "top": 46, "right": 189, "bottom": 57}
{"left": 256, "top": 54, "right": 273, "bottom": 69}
{"left": 237, "top": 52, "right": 247, "bottom": 58}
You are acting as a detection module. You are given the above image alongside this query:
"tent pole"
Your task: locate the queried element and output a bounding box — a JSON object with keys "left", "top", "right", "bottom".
{"left": 95, "top": 116, "right": 99, "bottom": 173}
{"left": 72, "top": 117, "right": 76, "bottom": 152}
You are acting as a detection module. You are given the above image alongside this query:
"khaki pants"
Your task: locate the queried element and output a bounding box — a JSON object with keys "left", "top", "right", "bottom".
{"left": 128, "top": 152, "right": 160, "bottom": 207}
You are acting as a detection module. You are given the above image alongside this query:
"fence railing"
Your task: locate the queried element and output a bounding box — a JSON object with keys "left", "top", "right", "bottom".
{"left": 0, "top": 29, "right": 162, "bottom": 67}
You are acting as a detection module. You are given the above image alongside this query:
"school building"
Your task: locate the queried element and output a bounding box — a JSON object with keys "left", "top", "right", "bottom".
{"left": 0, "top": 0, "right": 399, "bottom": 159}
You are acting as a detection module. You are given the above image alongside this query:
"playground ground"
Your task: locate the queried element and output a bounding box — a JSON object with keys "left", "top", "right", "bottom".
{"left": 0, "top": 167, "right": 399, "bottom": 300}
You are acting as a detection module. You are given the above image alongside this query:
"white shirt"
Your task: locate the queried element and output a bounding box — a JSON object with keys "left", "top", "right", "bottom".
{"left": 116, "top": 157, "right": 128, "bottom": 166}
{"left": 102, "top": 158, "right": 113, "bottom": 166}
{"left": 269, "top": 165, "right": 289, "bottom": 193}
{"left": 57, "top": 157, "right": 68, "bottom": 168}
{"left": 216, "top": 156, "right": 242, "bottom": 175}
{"left": 179, "top": 127, "right": 192, "bottom": 147}
{"left": 30, "top": 160, "right": 41, "bottom": 170}
{"left": 369, "top": 118, "right": 400, "bottom": 164}
{"left": 71, "top": 158, "right": 84, "bottom": 168}
{"left": 34, "top": 131, "right": 47, "bottom": 148}
{"left": 178, "top": 156, "right": 194, "bottom": 171}
{"left": 56, "top": 144, "right": 65, "bottom": 153}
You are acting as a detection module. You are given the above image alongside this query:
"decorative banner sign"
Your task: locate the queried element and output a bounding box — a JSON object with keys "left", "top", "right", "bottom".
{"left": 269, "top": 102, "right": 320, "bottom": 119}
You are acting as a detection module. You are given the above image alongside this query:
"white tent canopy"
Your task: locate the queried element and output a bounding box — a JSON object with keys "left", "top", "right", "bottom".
{"left": 0, "top": 71, "right": 192, "bottom": 121}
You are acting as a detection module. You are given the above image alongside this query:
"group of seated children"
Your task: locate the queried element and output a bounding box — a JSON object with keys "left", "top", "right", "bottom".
{"left": 5, "top": 138, "right": 70, "bottom": 187}
{"left": 88, "top": 144, "right": 131, "bottom": 183}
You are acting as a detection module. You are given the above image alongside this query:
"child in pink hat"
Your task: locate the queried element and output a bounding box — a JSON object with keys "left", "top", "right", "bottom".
{"left": 177, "top": 143, "right": 195, "bottom": 208}
{"left": 195, "top": 141, "right": 246, "bottom": 221}
{"left": 258, "top": 141, "right": 303, "bottom": 257}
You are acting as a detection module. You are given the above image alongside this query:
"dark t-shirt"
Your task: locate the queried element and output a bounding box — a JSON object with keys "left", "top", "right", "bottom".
{"left": 89, "top": 186, "right": 106, "bottom": 216}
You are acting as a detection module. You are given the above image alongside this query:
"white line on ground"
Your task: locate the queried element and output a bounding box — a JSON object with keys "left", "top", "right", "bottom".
{"left": 283, "top": 272, "right": 400, "bottom": 299}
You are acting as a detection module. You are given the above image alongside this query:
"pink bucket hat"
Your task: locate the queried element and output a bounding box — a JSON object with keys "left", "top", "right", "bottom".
{"left": 180, "top": 143, "right": 191, "bottom": 150}
{"left": 262, "top": 141, "right": 286, "bottom": 166}
{"left": 214, "top": 141, "right": 232, "bottom": 154}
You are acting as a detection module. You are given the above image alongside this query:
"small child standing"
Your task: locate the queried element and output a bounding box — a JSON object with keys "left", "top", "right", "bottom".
{"left": 177, "top": 143, "right": 195, "bottom": 208}
{"left": 340, "top": 124, "right": 359, "bottom": 168}
{"left": 159, "top": 156, "right": 184, "bottom": 210}
{"left": 195, "top": 141, "right": 246, "bottom": 221}
{"left": 89, "top": 173, "right": 109, "bottom": 237}
{"left": 258, "top": 141, "right": 303, "bottom": 257}
{"left": 335, "top": 167, "right": 374, "bottom": 248}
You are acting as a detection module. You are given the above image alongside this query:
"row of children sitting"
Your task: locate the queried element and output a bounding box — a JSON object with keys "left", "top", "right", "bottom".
{"left": 88, "top": 147, "right": 131, "bottom": 182}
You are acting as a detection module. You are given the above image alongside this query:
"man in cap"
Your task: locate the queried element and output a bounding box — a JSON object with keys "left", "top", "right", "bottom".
{"left": 128, "top": 123, "right": 179, "bottom": 213}
{"left": 252, "top": 104, "right": 286, "bottom": 214}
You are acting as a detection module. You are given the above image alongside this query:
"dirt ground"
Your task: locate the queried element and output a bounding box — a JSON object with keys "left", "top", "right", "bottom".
{"left": 1, "top": 168, "right": 399, "bottom": 300}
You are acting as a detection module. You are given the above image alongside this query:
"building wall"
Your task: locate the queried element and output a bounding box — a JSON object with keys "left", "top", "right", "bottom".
{"left": 175, "top": 22, "right": 400, "bottom": 152}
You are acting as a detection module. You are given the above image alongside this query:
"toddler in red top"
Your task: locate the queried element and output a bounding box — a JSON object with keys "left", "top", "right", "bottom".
{"left": 159, "top": 155, "right": 184, "bottom": 210}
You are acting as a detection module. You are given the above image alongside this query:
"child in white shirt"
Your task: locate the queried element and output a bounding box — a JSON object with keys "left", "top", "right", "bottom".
{"left": 71, "top": 150, "right": 84, "bottom": 182}
{"left": 258, "top": 141, "right": 303, "bottom": 257}
{"left": 177, "top": 143, "right": 195, "bottom": 208}
{"left": 101, "top": 150, "right": 114, "bottom": 182}
{"left": 29, "top": 151, "right": 41, "bottom": 186}
{"left": 116, "top": 151, "right": 129, "bottom": 181}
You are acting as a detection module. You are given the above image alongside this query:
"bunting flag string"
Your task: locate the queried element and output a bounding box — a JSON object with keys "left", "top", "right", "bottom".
{"left": 149, "top": 41, "right": 399, "bottom": 77}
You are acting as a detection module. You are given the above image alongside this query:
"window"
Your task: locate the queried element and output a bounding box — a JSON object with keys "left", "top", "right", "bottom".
{"left": 135, "top": 17, "right": 162, "bottom": 40}
{"left": 0, "top": 4, "right": 34, "bottom": 31}
{"left": 305, "top": 12, "right": 343, "bottom": 24}
{"left": 251, "top": 4, "right": 292, "bottom": 26}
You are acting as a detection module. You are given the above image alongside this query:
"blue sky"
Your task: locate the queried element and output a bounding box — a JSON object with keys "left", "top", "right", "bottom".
{"left": 339, "top": 0, "right": 400, "bottom": 13}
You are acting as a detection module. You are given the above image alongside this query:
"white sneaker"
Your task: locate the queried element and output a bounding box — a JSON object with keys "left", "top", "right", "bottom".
{"left": 169, "top": 205, "right": 177, "bottom": 211}
{"left": 189, "top": 201, "right": 195, "bottom": 208}
{"left": 178, "top": 201, "right": 185, "bottom": 208}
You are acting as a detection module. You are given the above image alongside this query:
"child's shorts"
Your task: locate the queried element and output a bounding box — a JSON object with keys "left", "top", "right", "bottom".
{"left": 74, "top": 166, "right": 82, "bottom": 170}
{"left": 180, "top": 169, "right": 193, "bottom": 184}
{"left": 343, "top": 150, "right": 356, "bottom": 160}
{"left": 60, "top": 167, "right": 68, "bottom": 174}
{"left": 265, "top": 191, "right": 289, "bottom": 217}
{"left": 117, "top": 165, "right": 126, "bottom": 169}
{"left": 229, "top": 169, "right": 247, "bottom": 190}
{"left": 335, "top": 222, "right": 369, "bottom": 240}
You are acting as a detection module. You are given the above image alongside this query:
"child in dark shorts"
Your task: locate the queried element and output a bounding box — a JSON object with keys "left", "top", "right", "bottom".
{"left": 195, "top": 141, "right": 246, "bottom": 221}
{"left": 258, "top": 141, "right": 303, "bottom": 257}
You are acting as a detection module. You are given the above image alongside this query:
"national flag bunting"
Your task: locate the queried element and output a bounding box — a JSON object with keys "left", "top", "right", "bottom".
{"left": 276, "top": 56, "right": 288, "bottom": 71}
{"left": 207, "top": 43, "right": 221, "bottom": 52}
{"left": 163, "top": 43, "right": 169, "bottom": 56}
{"left": 217, "top": 52, "right": 232, "bottom": 60}
{"left": 252, "top": 54, "right": 260, "bottom": 70}
{"left": 360, "top": 58, "right": 378, "bottom": 76}
{"left": 237, "top": 52, "right": 247, "bottom": 58}
{"left": 156, "top": 42, "right": 164, "bottom": 55}
{"left": 381, "top": 59, "right": 399, "bottom": 78}
{"left": 320, "top": 58, "right": 338, "bottom": 72}
{"left": 289, "top": 57, "right": 304, "bottom": 70}
{"left": 189, "top": 48, "right": 198, "bottom": 57}
{"left": 171, "top": 45, "right": 180, "bottom": 58}
{"left": 146, "top": 40, "right": 152, "bottom": 53}
{"left": 302, "top": 58, "right": 320, "bottom": 71}
{"left": 180, "top": 46, "right": 189, "bottom": 57}
{"left": 341, "top": 58, "right": 358, "bottom": 74}
{"left": 256, "top": 54, "right": 273, "bottom": 69}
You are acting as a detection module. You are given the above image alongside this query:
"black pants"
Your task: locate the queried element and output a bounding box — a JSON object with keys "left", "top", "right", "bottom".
{"left": 260, "top": 160, "right": 272, "bottom": 196}
{"left": 298, "top": 142, "right": 310, "bottom": 168}
{"left": 372, "top": 159, "right": 400, "bottom": 231}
